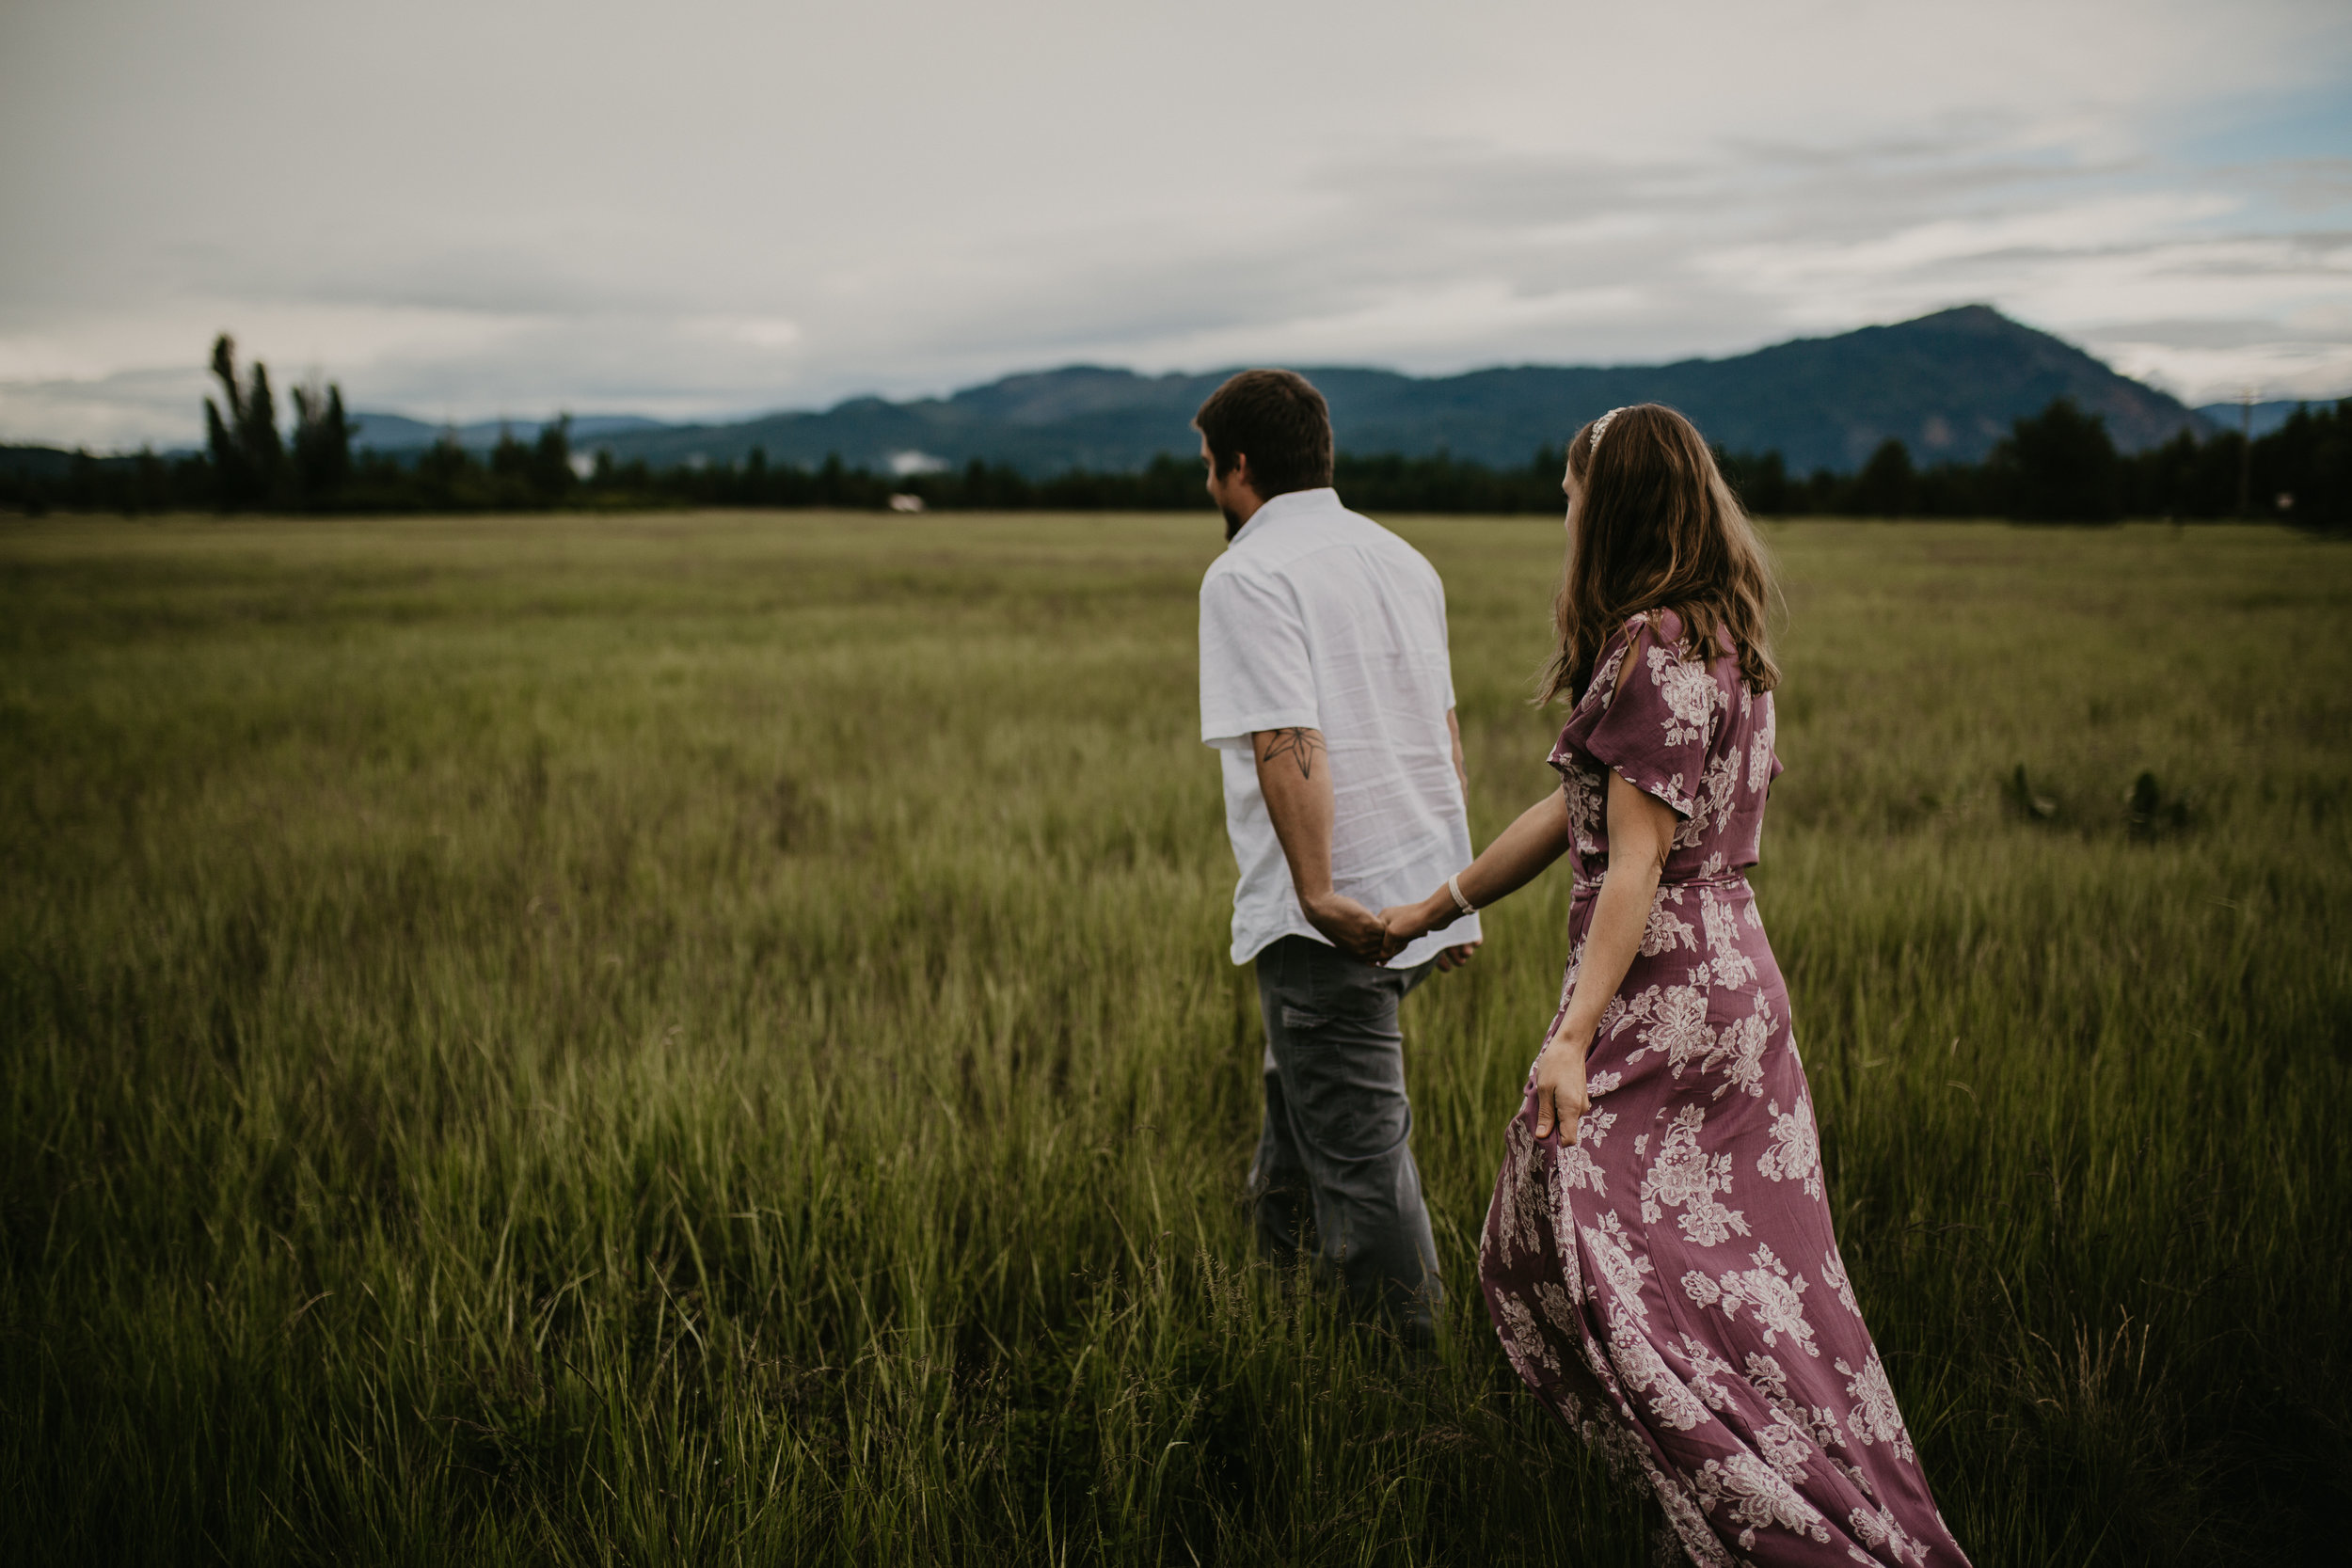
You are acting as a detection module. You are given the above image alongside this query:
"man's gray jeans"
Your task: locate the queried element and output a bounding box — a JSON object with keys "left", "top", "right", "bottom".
{"left": 1249, "top": 934, "right": 1441, "bottom": 1341}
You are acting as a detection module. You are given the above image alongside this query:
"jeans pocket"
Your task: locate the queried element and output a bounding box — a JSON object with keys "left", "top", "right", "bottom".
{"left": 1281, "top": 1005, "right": 1332, "bottom": 1031}
{"left": 1311, "top": 958, "right": 1401, "bottom": 1023}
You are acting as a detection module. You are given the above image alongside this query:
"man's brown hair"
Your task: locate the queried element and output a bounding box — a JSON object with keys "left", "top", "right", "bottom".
{"left": 1538, "top": 404, "right": 1781, "bottom": 706}
{"left": 1192, "top": 369, "right": 1335, "bottom": 498}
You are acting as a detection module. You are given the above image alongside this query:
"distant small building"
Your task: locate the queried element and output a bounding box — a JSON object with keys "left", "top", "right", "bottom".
{"left": 888, "top": 493, "right": 926, "bottom": 513}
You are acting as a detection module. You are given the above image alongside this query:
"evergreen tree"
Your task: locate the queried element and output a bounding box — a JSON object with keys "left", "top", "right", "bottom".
{"left": 2003, "top": 397, "right": 2121, "bottom": 522}
{"left": 290, "top": 378, "right": 353, "bottom": 506}
{"left": 204, "top": 334, "right": 290, "bottom": 510}
{"left": 489, "top": 425, "right": 532, "bottom": 482}
{"left": 529, "top": 417, "right": 575, "bottom": 502}
{"left": 1719, "top": 449, "right": 1789, "bottom": 515}
{"left": 1852, "top": 437, "right": 1916, "bottom": 516}
{"left": 205, "top": 335, "right": 257, "bottom": 510}
{"left": 241, "top": 361, "right": 284, "bottom": 501}
{"left": 417, "top": 431, "right": 472, "bottom": 508}
{"left": 2253, "top": 401, "right": 2350, "bottom": 529}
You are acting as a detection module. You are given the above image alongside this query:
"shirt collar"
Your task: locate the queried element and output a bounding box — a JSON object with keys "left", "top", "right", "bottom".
{"left": 1228, "top": 486, "right": 1342, "bottom": 549}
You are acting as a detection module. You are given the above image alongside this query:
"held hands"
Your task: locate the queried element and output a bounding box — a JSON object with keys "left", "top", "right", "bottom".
{"left": 1303, "top": 890, "right": 1480, "bottom": 969}
{"left": 1300, "top": 890, "right": 1393, "bottom": 964}
{"left": 1372, "top": 891, "right": 1480, "bottom": 971}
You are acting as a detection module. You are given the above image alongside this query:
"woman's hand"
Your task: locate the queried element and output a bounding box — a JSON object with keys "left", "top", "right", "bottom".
{"left": 1531, "top": 1024, "right": 1593, "bottom": 1141}
{"left": 1375, "top": 891, "right": 1453, "bottom": 964}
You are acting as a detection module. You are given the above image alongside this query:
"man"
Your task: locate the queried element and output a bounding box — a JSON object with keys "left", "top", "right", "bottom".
{"left": 1193, "top": 368, "right": 1481, "bottom": 1344}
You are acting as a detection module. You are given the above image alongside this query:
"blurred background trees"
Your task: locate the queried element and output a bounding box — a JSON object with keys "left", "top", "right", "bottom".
{"left": 204, "top": 335, "right": 284, "bottom": 509}
{"left": 2003, "top": 397, "right": 2122, "bottom": 522}
{"left": 2, "top": 340, "right": 2346, "bottom": 529}
{"left": 290, "top": 377, "right": 354, "bottom": 503}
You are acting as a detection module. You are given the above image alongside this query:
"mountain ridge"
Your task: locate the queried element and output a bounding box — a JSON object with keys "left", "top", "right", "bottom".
{"left": 2192, "top": 399, "right": 2348, "bottom": 440}
{"left": 354, "top": 307, "right": 2215, "bottom": 476}
{"left": 346, "top": 413, "right": 669, "bottom": 451}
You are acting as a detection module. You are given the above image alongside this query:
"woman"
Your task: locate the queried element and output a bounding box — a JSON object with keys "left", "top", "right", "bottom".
{"left": 1381, "top": 406, "right": 1969, "bottom": 1564}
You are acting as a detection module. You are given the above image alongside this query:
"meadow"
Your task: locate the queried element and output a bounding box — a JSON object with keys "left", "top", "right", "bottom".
{"left": 1, "top": 509, "right": 2346, "bottom": 1565}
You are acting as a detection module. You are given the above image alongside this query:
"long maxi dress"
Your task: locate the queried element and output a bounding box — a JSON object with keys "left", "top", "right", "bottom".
{"left": 1478, "top": 610, "right": 1970, "bottom": 1567}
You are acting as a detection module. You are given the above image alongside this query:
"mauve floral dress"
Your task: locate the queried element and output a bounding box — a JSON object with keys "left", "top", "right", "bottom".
{"left": 1479, "top": 610, "right": 1970, "bottom": 1566}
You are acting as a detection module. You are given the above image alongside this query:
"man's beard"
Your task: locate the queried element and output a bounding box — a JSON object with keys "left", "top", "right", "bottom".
{"left": 1221, "top": 501, "right": 1248, "bottom": 541}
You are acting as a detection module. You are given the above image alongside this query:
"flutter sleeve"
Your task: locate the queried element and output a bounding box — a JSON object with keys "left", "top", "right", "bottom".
{"left": 1553, "top": 609, "right": 1721, "bottom": 818}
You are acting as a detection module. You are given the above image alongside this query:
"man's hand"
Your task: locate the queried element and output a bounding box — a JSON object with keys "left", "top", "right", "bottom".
{"left": 1301, "top": 891, "right": 1390, "bottom": 963}
{"left": 1434, "top": 942, "right": 1481, "bottom": 973}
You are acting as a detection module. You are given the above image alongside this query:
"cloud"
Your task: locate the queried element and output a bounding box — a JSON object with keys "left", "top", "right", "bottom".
{"left": 0, "top": 366, "right": 213, "bottom": 452}
{"left": 1, "top": 0, "right": 2347, "bottom": 448}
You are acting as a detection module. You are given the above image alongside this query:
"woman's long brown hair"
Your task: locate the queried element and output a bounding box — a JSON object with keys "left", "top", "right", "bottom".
{"left": 1536, "top": 403, "right": 1781, "bottom": 706}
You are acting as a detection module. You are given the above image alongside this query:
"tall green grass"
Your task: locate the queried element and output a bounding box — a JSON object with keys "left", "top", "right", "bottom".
{"left": 2, "top": 513, "right": 2346, "bottom": 1564}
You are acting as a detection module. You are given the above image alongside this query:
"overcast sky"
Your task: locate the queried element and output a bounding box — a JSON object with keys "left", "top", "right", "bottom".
{"left": 4, "top": 0, "right": 2348, "bottom": 449}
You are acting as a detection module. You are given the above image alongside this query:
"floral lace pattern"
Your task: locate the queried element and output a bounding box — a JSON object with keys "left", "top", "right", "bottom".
{"left": 1480, "top": 611, "right": 1970, "bottom": 1565}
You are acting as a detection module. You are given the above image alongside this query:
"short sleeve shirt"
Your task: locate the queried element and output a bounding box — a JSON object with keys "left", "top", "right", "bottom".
{"left": 1199, "top": 488, "right": 1480, "bottom": 968}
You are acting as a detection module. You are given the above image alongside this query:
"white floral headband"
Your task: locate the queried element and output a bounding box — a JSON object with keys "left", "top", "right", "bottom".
{"left": 1589, "top": 406, "right": 1629, "bottom": 449}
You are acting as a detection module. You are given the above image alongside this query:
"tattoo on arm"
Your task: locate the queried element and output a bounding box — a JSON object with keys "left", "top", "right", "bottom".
{"left": 1258, "top": 727, "right": 1324, "bottom": 780}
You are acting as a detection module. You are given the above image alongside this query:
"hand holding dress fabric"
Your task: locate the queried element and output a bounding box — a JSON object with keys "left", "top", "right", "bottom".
{"left": 1529, "top": 1025, "right": 1592, "bottom": 1140}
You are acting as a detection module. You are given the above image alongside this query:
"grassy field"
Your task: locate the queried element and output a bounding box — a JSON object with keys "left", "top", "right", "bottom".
{"left": 2, "top": 510, "right": 2347, "bottom": 1565}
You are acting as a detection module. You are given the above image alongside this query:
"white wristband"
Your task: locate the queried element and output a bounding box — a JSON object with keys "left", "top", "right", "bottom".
{"left": 1446, "top": 872, "right": 1477, "bottom": 918}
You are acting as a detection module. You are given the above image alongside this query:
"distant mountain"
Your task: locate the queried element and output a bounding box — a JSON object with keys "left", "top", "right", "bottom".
{"left": 364, "top": 306, "right": 2217, "bottom": 477}
{"left": 2193, "top": 399, "right": 2347, "bottom": 441}
{"left": 349, "top": 412, "right": 669, "bottom": 452}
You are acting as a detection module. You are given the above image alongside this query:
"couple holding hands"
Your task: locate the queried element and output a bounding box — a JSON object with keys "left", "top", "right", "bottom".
{"left": 1193, "top": 370, "right": 1968, "bottom": 1566}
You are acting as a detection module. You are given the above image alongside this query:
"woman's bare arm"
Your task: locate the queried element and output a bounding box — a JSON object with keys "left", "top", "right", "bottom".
{"left": 1379, "top": 790, "right": 1576, "bottom": 952}
{"left": 1530, "top": 772, "right": 1679, "bottom": 1138}
{"left": 1382, "top": 624, "right": 1658, "bottom": 959}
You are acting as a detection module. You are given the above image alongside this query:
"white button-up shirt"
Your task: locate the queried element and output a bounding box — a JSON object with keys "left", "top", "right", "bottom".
{"left": 1198, "top": 487, "right": 1481, "bottom": 969}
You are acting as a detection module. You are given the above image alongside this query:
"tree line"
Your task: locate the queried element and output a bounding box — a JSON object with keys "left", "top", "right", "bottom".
{"left": 1718, "top": 397, "right": 2346, "bottom": 526}
{"left": 3, "top": 338, "right": 2345, "bottom": 527}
